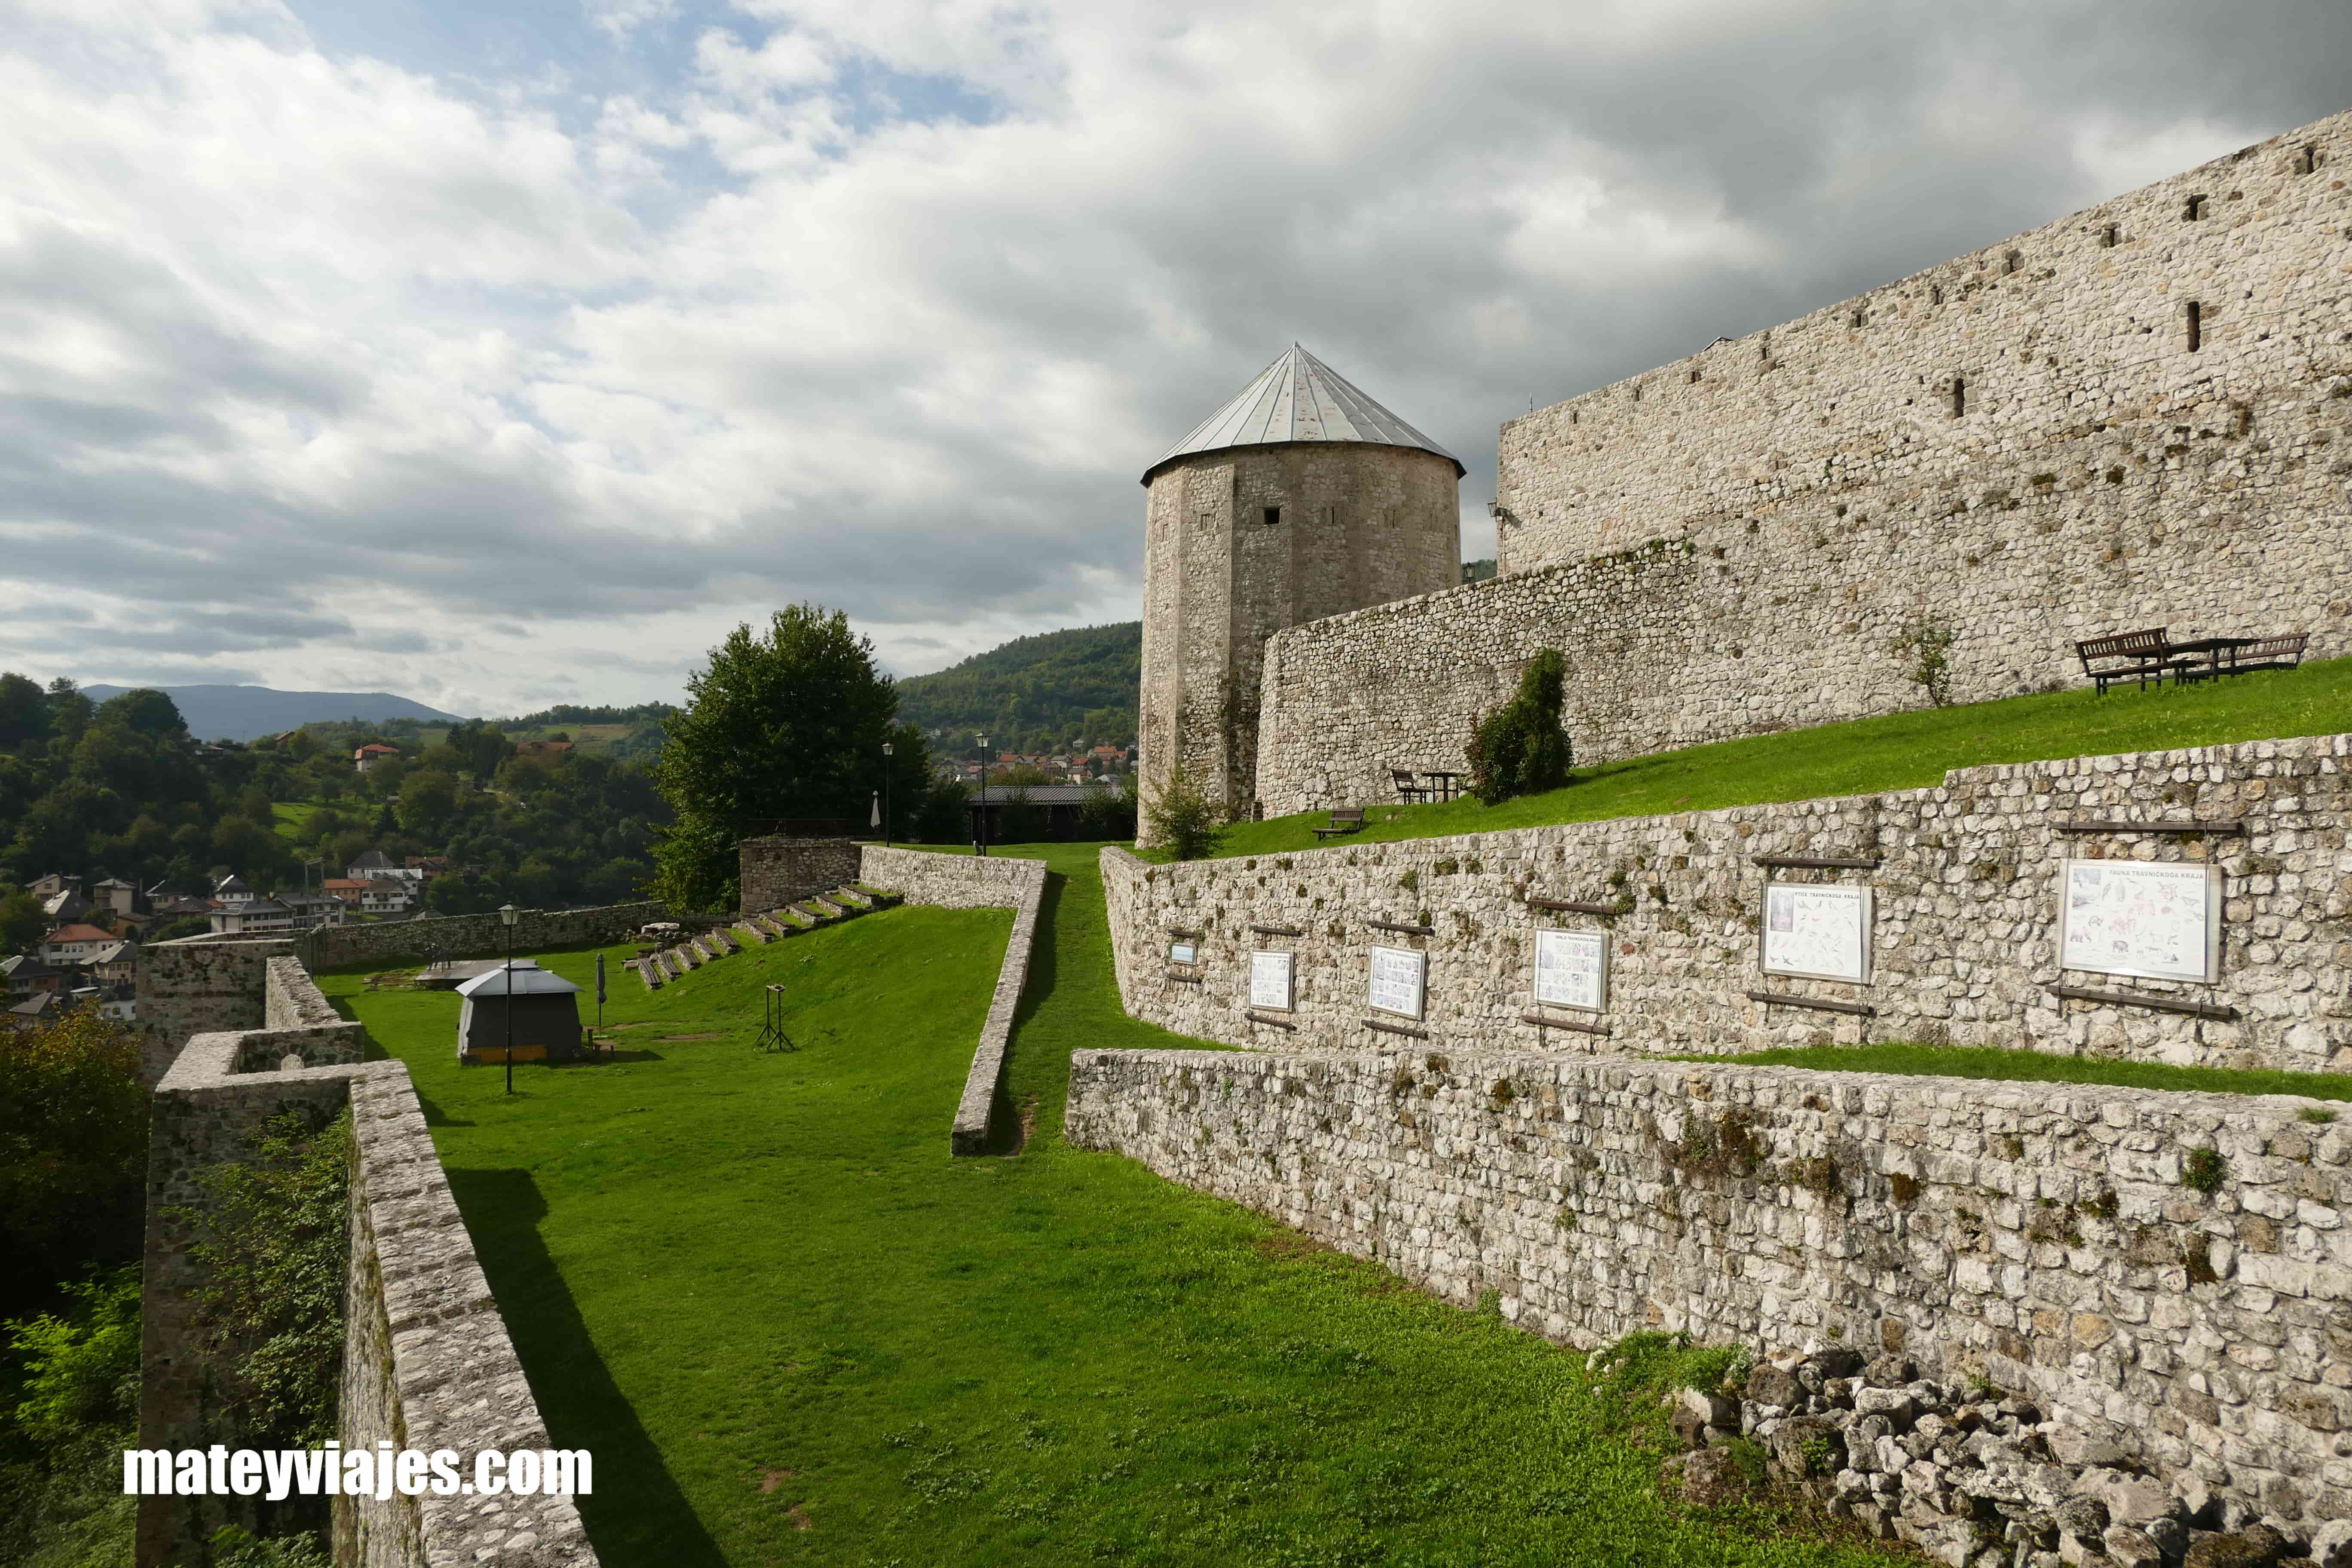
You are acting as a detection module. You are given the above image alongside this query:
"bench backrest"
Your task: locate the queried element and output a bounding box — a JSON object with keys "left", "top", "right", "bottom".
{"left": 2075, "top": 628, "right": 2170, "bottom": 670}
{"left": 2245, "top": 632, "right": 2310, "bottom": 658}
{"left": 1331, "top": 807, "right": 1366, "bottom": 825}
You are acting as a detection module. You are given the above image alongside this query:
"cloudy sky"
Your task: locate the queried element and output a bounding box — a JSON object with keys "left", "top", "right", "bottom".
{"left": 4, "top": 0, "right": 2347, "bottom": 716}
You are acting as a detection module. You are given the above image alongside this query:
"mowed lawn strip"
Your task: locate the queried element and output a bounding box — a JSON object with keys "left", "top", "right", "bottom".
{"left": 321, "top": 861, "right": 1899, "bottom": 1568}
{"left": 1197, "top": 655, "right": 2352, "bottom": 861}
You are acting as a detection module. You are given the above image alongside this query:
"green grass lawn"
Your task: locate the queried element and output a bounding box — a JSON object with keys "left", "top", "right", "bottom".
{"left": 320, "top": 848, "right": 1894, "bottom": 1568}
{"left": 1199, "top": 655, "right": 2352, "bottom": 861}
{"left": 1676, "top": 1042, "right": 2352, "bottom": 1107}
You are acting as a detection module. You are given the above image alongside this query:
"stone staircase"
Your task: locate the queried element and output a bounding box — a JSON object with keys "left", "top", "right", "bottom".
{"left": 623, "top": 885, "right": 900, "bottom": 990}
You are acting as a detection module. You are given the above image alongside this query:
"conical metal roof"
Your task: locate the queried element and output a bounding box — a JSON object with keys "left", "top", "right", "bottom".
{"left": 1143, "top": 344, "right": 1463, "bottom": 485}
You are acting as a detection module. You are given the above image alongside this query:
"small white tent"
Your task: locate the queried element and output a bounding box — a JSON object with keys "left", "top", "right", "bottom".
{"left": 455, "top": 960, "right": 585, "bottom": 1063}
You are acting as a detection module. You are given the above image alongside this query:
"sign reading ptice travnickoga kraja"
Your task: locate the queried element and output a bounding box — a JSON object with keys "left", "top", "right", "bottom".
{"left": 1366, "top": 945, "right": 1425, "bottom": 1020}
{"left": 1250, "top": 950, "right": 1293, "bottom": 1011}
{"left": 1532, "top": 928, "right": 1606, "bottom": 1012}
{"left": 2057, "top": 859, "right": 2221, "bottom": 984}
{"left": 1759, "top": 883, "right": 1872, "bottom": 984}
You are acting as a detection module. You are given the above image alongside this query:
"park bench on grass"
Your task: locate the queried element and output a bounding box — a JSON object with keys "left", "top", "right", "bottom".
{"left": 1311, "top": 807, "right": 1366, "bottom": 841}
{"left": 1390, "top": 768, "right": 1430, "bottom": 802}
{"left": 2075, "top": 628, "right": 2175, "bottom": 694}
{"left": 2177, "top": 631, "right": 2309, "bottom": 682}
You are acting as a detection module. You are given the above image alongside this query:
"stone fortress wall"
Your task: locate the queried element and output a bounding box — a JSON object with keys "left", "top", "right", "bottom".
{"left": 1142, "top": 442, "right": 1461, "bottom": 815}
{"left": 1065, "top": 1046, "right": 2352, "bottom": 1534}
{"left": 1101, "top": 732, "right": 2352, "bottom": 1075}
{"left": 138, "top": 942, "right": 596, "bottom": 1568}
{"left": 857, "top": 846, "right": 1047, "bottom": 1154}
{"left": 739, "top": 836, "right": 864, "bottom": 916}
{"left": 1250, "top": 109, "right": 2352, "bottom": 815}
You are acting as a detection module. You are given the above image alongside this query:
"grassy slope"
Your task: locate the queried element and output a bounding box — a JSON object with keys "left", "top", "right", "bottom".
{"left": 1203, "top": 656, "right": 2352, "bottom": 861}
{"left": 271, "top": 801, "right": 322, "bottom": 842}
{"left": 323, "top": 854, "right": 1891, "bottom": 1568}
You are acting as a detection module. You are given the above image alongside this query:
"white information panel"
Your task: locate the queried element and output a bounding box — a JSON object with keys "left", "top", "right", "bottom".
{"left": 2057, "top": 859, "right": 2221, "bottom": 984}
{"left": 1367, "top": 944, "right": 1426, "bottom": 1020}
{"left": 1169, "top": 940, "right": 1197, "bottom": 965}
{"left": 1760, "top": 883, "right": 1873, "bottom": 984}
{"left": 1533, "top": 928, "right": 1607, "bottom": 1012}
{"left": 1250, "top": 950, "right": 1293, "bottom": 1011}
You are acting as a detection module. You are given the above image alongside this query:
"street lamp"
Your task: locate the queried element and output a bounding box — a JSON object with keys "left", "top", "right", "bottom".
{"left": 974, "top": 735, "right": 989, "bottom": 858}
{"left": 498, "top": 903, "right": 519, "bottom": 1096}
{"left": 881, "top": 740, "right": 894, "bottom": 848}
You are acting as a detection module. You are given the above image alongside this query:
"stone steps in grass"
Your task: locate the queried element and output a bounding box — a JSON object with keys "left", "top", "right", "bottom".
{"left": 707, "top": 927, "right": 741, "bottom": 956}
{"left": 731, "top": 919, "right": 769, "bottom": 946}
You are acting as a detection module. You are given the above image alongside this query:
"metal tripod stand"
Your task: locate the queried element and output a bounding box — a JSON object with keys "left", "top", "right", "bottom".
{"left": 753, "top": 983, "right": 797, "bottom": 1053}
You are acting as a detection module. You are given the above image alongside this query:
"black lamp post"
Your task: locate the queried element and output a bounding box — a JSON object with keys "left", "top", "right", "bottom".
{"left": 881, "top": 740, "right": 893, "bottom": 848}
{"left": 974, "top": 734, "right": 989, "bottom": 858}
{"left": 498, "top": 903, "right": 519, "bottom": 1095}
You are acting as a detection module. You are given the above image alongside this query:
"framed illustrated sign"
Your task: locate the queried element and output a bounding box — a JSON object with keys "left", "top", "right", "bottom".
{"left": 1250, "top": 950, "right": 1293, "bottom": 1011}
{"left": 1533, "top": 928, "right": 1607, "bottom": 1012}
{"left": 1759, "top": 882, "right": 1873, "bottom": 984}
{"left": 1366, "top": 945, "right": 1425, "bottom": 1020}
{"left": 1169, "top": 940, "right": 1197, "bottom": 965}
{"left": 2056, "top": 859, "right": 2222, "bottom": 984}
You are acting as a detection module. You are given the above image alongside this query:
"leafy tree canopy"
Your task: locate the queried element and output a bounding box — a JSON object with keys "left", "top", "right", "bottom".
{"left": 652, "top": 605, "right": 934, "bottom": 910}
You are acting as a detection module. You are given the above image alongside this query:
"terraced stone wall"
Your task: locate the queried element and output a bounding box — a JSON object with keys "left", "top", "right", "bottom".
{"left": 1065, "top": 1047, "right": 2352, "bottom": 1530}
{"left": 305, "top": 900, "right": 665, "bottom": 971}
{"left": 1104, "top": 733, "right": 2352, "bottom": 1073}
{"left": 1253, "top": 109, "right": 2352, "bottom": 815}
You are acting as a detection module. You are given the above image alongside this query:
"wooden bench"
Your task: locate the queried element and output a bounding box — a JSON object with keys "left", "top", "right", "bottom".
{"left": 2180, "top": 631, "right": 2309, "bottom": 682}
{"left": 1311, "top": 807, "right": 1366, "bottom": 840}
{"left": 2075, "top": 628, "right": 2175, "bottom": 694}
{"left": 1390, "top": 768, "right": 1430, "bottom": 802}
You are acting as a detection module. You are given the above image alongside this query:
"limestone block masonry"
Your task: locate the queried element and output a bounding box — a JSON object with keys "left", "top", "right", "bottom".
{"left": 1103, "top": 733, "right": 2352, "bottom": 1072}
{"left": 740, "top": 836, "right": 864, "bottom": 917}
{"left": 1065, "top": 1048, "right": 2352, "bottom": 1529}
{"left": 1143, "top": 442, "right": 1461, "bottom": 816}
{"left": 859, "top": 847, "right": 1046, "bottom": 1154}
{"left": 1252, "top": 110, "right": 2352, "bottom": 815}
{"left": 138, "top": 944, "right": 594, "bottom": 1567}
{"left": 303, "top": 901, "right": 666, "bottom": 972}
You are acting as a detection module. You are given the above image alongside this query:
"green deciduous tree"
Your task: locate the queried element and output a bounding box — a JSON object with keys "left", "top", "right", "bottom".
{"left": 651, "top": 605, "right": 932, "bottom": 911}
{"left": 1465, "top": 649, "right": 1575, "bottom": 806}
{"left": 1142, "top": 759, "right": 1224, "bottom": 860}
{"left": 0, "top": 1010, "right": 147, "bottom": 1317}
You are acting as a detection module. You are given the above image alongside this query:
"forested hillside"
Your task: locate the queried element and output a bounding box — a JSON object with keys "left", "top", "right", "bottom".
{"left": 893, "top": 622, "right": 1139, "bottom": 756}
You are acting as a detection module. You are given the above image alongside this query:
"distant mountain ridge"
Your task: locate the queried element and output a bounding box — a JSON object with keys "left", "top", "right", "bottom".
{"left": 893, "top": 622, "right": 1139, "bottom": 755}
{"left": 81, "top": 684, "right": 462, "bottom": 743}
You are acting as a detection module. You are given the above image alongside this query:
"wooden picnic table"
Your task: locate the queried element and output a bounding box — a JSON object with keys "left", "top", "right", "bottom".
{"left": 1419, "top": 770, "right": 1464, "bottom": 802}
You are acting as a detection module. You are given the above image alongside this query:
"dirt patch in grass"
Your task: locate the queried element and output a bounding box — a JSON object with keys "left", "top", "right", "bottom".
{"left": 784, "top": 1504, "right": 812, "bottom": 1531}
{"left": 756, "top": 1468, "right": 795, "bottom": 1494}
{"left": 660, "top": 1032, "right": 722, "bottom": 1041}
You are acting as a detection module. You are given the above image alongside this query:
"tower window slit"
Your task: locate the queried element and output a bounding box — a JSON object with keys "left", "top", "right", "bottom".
{"left": 1951, "top": 376, "right": 1966, "bottom": 418}
{"left": 2101, "top": 224, "right": 2119, "bottom": 248}
{"left": 2186, "top": 301, "right": 2202, "bottom": 352}
{"left": 2185, "top": 194, "right": 2207, "bottom": 220}
{"left": 1263, "top": 507, "right": 1281, "bottom": 527}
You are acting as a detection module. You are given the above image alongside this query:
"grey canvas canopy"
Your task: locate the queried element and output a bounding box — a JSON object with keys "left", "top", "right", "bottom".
{"left": 455, "top": 960, "right": 585, "bottom": 1063}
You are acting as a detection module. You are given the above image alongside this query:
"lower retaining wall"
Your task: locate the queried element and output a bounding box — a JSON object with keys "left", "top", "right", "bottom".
{"left": 860, "top": 847, "right": 1046, "bottom": 1153}
{"left": 1101, "top": 732, "right": 2352, "bottom": 1072}
{"left": 1066, "top": 1046, "right": 2352, "bottom": 1527}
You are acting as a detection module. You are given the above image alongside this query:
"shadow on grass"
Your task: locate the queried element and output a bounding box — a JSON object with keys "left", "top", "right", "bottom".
{"left": 442, "top": 1168, "right": 728, "bottom": 1568}
{"left": 982, "top": 869, "right": 1065, "bottom": 1156}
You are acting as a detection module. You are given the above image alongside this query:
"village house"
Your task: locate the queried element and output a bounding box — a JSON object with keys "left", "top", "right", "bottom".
{"left": 40, "top": 922, "right": 116, "bottom": 965}
{"left": 212, "top": 874, "right": 255, "bottom": 905}
{"left": 353, "top": 742, "right": 400, "bottom": 772}
{"left": 87, "top": 940, "right": 138, "bottom": 985}
{"left": 207, "top": 898, "right": 292, "bottom": 936}
{"left": 275, "top": 891, "right": 347, "bottom": 931}
{"left": 0, "top": 953, "right": 62, "bottom": 1000}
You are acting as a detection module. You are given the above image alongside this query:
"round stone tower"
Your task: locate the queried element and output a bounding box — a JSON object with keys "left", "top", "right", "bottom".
{"left": 1139, "top": 344, "right": 1464, "bottom": 822}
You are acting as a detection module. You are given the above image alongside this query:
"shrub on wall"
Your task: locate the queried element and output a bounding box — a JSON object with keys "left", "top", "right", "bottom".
{"left": 0, "top": 1009, "right": 147, "bottom": 1318}
{"left": 1465, "top": 649, "right": 1575, "bottom": 805}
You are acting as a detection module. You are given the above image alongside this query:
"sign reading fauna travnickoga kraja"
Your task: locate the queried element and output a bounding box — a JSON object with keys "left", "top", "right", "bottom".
{"left": 1759, "top": 882, "right": 1872, "bottom": 984}
{"left": 2056, "top": 859, "right": 2221, "bottom": 984}
{"left": 1532, "top": 928, "right": 1606, "bottom": 1012}
{"left": 1169, "top": 940, "right": 1196, "bottom": 965}
{"left": 1366, "top": 945, "right": 1425, "bottom": 1020}
{"left": 1250, "top": 949, "right": 1293, "bottom": 1011}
